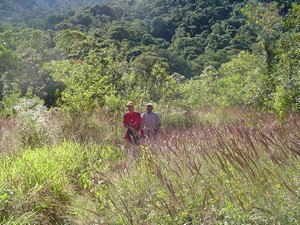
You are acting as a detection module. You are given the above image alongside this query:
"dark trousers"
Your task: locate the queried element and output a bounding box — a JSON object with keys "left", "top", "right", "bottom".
{"left": 126, "top": 129, "right": 139, "bottom": 145}
{"left": 145, "top": 129, "right": 158, "bottom": 136}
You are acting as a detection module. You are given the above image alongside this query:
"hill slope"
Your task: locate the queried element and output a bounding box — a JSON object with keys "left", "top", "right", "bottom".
{"left": 0, "top": 0, "right": 108, "bottom": 24}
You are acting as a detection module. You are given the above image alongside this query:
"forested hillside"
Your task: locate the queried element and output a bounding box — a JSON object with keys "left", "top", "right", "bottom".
{"left": 0, "top": 0, "right": 107, "bottom": 24}
{"left": 1, "top": 1, "right": 300, "bottom": 224}
{"left": 0, "top": 0, "right": 299, "bottom": 115}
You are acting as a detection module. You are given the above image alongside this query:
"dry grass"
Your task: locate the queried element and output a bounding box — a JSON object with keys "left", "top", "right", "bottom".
{"left": 70, "top": 111, "right": 300, "bottom": 224}
{"left": 0, "top": 116, "right": 20, "bottom": 154}
{"left": 1, "top": 109, "right": 299, "bottom": 224}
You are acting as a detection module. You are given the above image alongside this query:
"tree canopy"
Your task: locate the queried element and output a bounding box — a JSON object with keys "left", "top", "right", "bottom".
{"left": 0, "top": 0, "right": 299, "bottom": 115}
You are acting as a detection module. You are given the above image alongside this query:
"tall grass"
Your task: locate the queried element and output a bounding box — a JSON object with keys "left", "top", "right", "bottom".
{"left": 0, "top": 142, "right": 116, "bottom": 224}
{"left": 79, "top": 112, "right": 299, "bottom": 224}
{"left": 0, "top": 107, "right": 124, "bottom": 153}
{"left": 0, "top": 116, "right": 20, "bottom": 154}
{"left": 0, "top": 109, "right": 299, "bottom": 224}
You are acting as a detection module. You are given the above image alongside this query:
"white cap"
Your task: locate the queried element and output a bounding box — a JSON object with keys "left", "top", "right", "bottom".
{"left": 146, "top": 103, "right": 153, "bottom": 107}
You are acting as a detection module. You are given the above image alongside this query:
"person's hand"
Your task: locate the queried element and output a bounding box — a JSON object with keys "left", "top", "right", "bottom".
{"left": 129, "top": 126, "right": 136, "bottom": 133}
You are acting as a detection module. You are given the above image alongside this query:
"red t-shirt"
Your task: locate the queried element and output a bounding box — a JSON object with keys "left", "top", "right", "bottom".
{"left": 123, "top": 112, "right": 142, "bottom": 129}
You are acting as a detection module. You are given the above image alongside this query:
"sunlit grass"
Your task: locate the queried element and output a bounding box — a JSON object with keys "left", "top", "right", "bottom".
{"left": 0, "top": 110, "right": 299, "bottom": 224}
{"left": 0, "top": 142, "right": 107, "bottom": 224}
{"left": 71, "top": 112, "right": 300, "bottom": 224}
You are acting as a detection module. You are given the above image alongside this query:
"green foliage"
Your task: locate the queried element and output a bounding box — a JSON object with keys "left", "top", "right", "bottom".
{"left": 0, "top": 141, "right": 102, "bottom": 224}
{"left": 182, "top": 66, "right": 218, "bottom": 108}
{"left": 128, "top": 19, "right": 151, "bottom": 42}
{"left": 0, "top": 0, "right": 108, "bottom": 25}
{"left": 103, "top": 94, "right": 124, "bottom": 116}
{"left": 0, "top": 0, "right": 299, "bottom": 115}
{"left": 242, "top": 2, "right": 300, "bottom": 113}
{"left": 47, "top": 59, "right": 114, "bottom": 114}
{"left": 0, "top": 184, "right": 14, "bottom": 220}
{"left": 109, "top": 25, "right": 130, "bottom": 41}
{"left": 0, "top": 42, "right": 18, "bottom": 101}
{"left": 53, "top": 30, "right": 95, "bottom": 58}
{"left": 216, "top": 51, "right": 268, "bottom": 108}
{"left": 271, "top": 3, "right": 300, "bottom": 115}
{"left": 0, "top": 86, "right": 21, "bottom": 116}
{"left": 273, "top": 85, "right": 294, "bottom": 118}
{"left": 0, "top": 28, "right": 56, "bottom": 103}
{"left": 129, "top": 59, "right": 183, "bottom": 103}
{"left": 47, "top": 42, "right": 143, "bottom": 114}
{"left": 45, "top": 14, "right": 69, "bottom": 29}
{"left": 160, "top": 106, "right": 195, "bottom": 129}
{"left": 0, "top": 42, "right": 13, "bottom": 73}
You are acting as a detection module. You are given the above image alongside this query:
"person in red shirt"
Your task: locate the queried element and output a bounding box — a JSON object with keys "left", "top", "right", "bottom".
{"left": 123, "top": 101, "right": 143, "bottom": 145}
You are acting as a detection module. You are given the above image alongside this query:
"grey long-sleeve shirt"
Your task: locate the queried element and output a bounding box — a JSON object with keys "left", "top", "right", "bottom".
{"left": 142, "top": 111, "right": 161, "bottom": 131}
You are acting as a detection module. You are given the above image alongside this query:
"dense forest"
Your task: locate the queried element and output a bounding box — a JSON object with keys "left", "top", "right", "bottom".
{"left": 0, "top": 0, "right": 108, "bottom": 24}
{"left": 0, "top": 0, "right": 299, "bottom": 115}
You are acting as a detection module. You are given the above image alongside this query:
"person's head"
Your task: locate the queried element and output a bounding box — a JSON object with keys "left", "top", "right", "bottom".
{"left": 126, "top": 101, "right": 134, "bottom": 112}
{"left": 146, "top": 103, "right": 153, "bottom": 113}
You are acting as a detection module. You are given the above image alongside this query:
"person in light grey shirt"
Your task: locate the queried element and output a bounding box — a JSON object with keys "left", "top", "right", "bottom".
{"left": 142, "top": 103, "right": 162, "bottom": 136}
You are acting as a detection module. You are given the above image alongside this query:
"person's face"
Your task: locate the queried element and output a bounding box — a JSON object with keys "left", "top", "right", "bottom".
{"left": 146, "top": 105, "right": 153, "bottom": 113}
{"left": 127, "top": 105, "right": 134, "bottom": 112}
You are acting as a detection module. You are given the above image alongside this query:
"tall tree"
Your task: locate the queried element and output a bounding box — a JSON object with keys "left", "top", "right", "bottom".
{"left": 243, "top": 2, "right": 300, "bottom": 113}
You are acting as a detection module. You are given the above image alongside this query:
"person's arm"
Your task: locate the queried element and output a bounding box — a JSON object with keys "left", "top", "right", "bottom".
{"left": 155, "top": 113, "right": 162, "bottom": 130}
{"left": 124, "top": 124, "right": 133, "bottom": 130}
{"left": 137, "top": 112, "right": 143, "bottom": 131}
{"left": 123, "top": 115, "right": 127, "bottom": 127}
{"left": 140, "top": 113, "right": 145, "bottom": 129}
{"left": 123, "top": 114, "right": 136, "bottom": 132}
